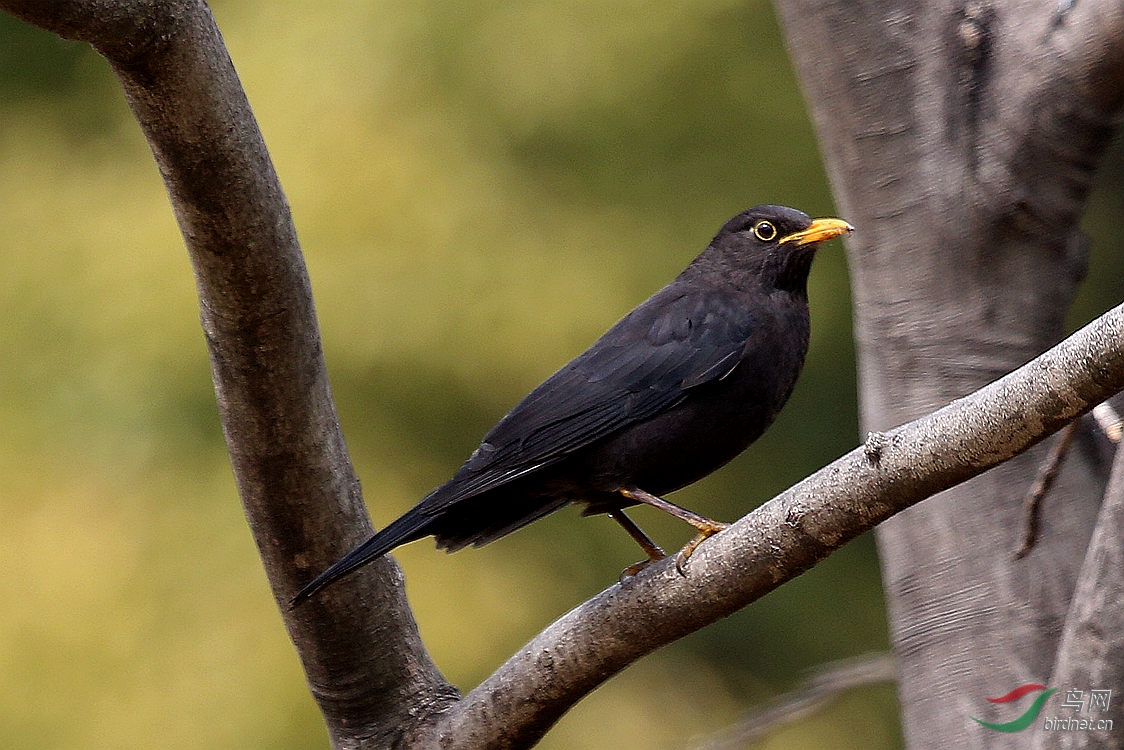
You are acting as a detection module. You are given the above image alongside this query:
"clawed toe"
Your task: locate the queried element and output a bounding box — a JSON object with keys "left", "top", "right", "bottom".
{"left": 673, "top": 521, "right": 731, "bottom": 576}
{"left": 619, "top": 556, "right": 664, "bottom": 581}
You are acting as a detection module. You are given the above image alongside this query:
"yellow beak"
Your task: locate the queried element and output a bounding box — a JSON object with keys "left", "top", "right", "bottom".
{"left": 778, "top": 217, "right": 854, "bottom": 246}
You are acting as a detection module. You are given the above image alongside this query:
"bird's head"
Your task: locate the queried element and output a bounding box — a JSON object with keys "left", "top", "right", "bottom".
{"left": 704, "top": 205, "right": 852, "bottom": 295}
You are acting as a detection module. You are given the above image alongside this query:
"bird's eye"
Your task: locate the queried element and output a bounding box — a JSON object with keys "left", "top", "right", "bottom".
{"left": 753, "top": 220, "right": 778, "bottom": 242}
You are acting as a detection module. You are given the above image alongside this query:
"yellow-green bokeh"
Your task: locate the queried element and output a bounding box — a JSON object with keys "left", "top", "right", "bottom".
{"left": 4, "top": 2, "right": 1122, "bottom": 748}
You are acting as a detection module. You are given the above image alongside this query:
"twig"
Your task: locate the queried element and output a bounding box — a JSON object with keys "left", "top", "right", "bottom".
{"left": 1093, "top": 401, "right": 1123, "bottom": 443}
{"left": 1015, "top": 420, "right": 1079, "bottom": 559}
{"left": 1015, "top": 402, "right": 1123, "bottom": 559}
{"left": 688, "top": 653, "right": 897, "bottom": 749}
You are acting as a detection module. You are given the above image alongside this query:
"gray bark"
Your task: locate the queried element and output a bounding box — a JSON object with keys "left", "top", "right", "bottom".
{"left": 0, "top": 1, "right": 458, "bottom": 747}
{"left": 1034, "top": 444, "right": 1124, "bottom": 749}
{"left": 775, "top": 0, "right": 1124, "bottom": 746}
{"left": 4, "top": 0, "right": 1124, "bottom": 747}
{"left": 423, "top": 303, "right": 1124, "bottom": 748}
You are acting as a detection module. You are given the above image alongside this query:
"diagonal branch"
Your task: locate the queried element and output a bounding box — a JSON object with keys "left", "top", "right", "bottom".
{"left": 689, "top": 652, "right": 897, "bottom": 750}
{"left": 1034, "top": 430, "right": 1124, "bottom": 749}
{"left": 422, "top": 301, "right": 1124, "bottom": 748}
{"left": 776, "top": 0, "right": 1124, "bottom": 746}
{"left": 7, "top": 1, "right": 1124, "bottom": 748}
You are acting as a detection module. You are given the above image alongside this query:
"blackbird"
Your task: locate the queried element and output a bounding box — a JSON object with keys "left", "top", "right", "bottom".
{"left": 292, "top": 205, "right": 851, "bottom": 606}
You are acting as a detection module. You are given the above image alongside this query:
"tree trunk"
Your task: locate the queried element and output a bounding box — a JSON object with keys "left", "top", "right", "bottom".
{"left": 775, "top": 0, "right": 1124, "bottom": 745}
{"left": 4, "top": 0, "right": 1124, "bottom": 747}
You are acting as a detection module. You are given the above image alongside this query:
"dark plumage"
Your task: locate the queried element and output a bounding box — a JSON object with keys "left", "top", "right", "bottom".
{"left": 292, "top": 205, "right": 851, "bottom": 606}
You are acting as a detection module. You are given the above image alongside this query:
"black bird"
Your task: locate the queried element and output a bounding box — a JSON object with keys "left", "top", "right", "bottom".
{"left": 292, "top": 205, "right": 851, "bottom": 606}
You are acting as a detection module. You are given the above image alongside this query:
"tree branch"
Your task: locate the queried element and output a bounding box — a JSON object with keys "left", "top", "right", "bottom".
{"left": 8, "top": 0, "right": 1124, "bottom": 747}
{"left": 1033, "top": 436, "right": 1124, "bottom": 749}
{"left": 689, "top": 652, "right": 897, "bottom": 750}
{"left": 419, "top": 302, "right": 1124, "bottom": 748}
{"left": 777, "top": 0, "right": 1124, "bottom": 744}
{"left": 0, "top": 0, "right": 457, "bottom": 746}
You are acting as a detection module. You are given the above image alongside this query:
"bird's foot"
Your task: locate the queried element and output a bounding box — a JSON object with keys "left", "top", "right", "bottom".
{"left": 618, "top": 487, "right": 730, "bottom": 575}
{"left": 673, "top": 520, "right": 730, "bottom": 576}
{"left": 619, "top": 554, "right": 666, "bottom": 581}
{"left": 610, "top": 509, "right": 668, "bottom": 581}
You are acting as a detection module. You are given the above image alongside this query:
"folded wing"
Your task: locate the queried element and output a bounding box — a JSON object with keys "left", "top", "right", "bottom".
{"left": 422, "top": 287, "right": 758, "bottom": 511}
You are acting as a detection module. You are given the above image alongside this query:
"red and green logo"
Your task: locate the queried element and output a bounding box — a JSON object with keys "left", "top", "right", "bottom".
{"left": 971, "top": 683, "right": 1057, "bottom": 732}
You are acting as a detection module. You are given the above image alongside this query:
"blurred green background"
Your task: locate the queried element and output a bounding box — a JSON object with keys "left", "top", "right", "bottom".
{"left": 1, "top": 2, "right": 1121, "bottom": 748}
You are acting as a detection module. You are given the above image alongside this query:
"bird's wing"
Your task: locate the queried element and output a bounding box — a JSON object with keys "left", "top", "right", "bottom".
{"left": 422, "top": 287, "right": 757, "bottom": 509}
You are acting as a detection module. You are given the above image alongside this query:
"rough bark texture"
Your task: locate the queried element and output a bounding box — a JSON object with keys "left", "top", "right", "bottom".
{"left": 5, "top": 0, "right": 1124, "bottom": 747}
{"left": 0, "top": 1, "right": 459, "bottom": 747}
{"left": 775, "top": 0, "right": 1124, "bottom": 746}
{"left": 1035, "top": 444, "right": 1124, "bottom": 749}
{"left": 419, "top": 304, "right": 1124, "bottom": 749}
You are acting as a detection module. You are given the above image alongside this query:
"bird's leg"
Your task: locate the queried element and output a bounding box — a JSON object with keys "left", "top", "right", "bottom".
{"left": 619, "top": 487, "right": 729, "bottom": 575}
{"left": 609, "top": 510, "right": 667, "bottom": 579}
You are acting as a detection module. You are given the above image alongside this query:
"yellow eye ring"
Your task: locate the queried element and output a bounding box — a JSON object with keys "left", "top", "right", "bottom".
{"left": 753, "top": 220, "right": 777, "bottom": 242}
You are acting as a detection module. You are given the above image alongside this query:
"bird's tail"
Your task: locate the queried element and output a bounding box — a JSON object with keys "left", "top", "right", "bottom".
{"left": 288, "top": 511, "right": 432, "bottom": 608}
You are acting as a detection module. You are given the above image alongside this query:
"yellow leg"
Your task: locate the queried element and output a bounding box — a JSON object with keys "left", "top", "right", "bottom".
{"left": 609, "top": 510, "right": 667, "bottom": 579}
{"left": 619, "top": 487, "right": 729, "bottom": 575}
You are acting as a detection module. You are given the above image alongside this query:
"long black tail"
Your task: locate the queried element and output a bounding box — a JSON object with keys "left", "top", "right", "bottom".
{"left": 288, "top": 511, "right": 432, "bottom": 608}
